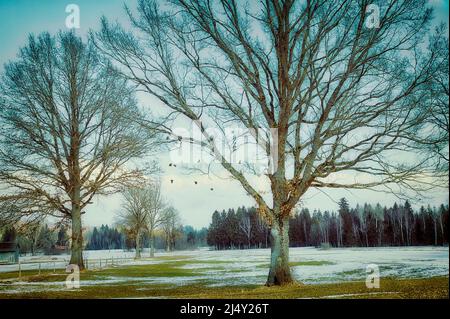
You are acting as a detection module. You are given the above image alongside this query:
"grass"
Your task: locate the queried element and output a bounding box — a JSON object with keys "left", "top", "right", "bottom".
{"left": 0, "top": 256, "right": 447, "bottom": 299}
{"left": 0, "top": 275, "right": 447, "bottom": 299}
{"left": 0, "top": 259, "right": 229, "bottom": 282}
{"left": 0, "top": 269, "right": 62, "bottom": 281}
{"left": 142, "top": 255, "right": 194, "bottom": 261}
{"left": 97, "top": 261, "right": 201, "bottom": 278}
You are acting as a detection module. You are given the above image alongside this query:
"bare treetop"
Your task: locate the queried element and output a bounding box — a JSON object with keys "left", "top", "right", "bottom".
{"left": 95, "top": 0, "right": 448, "bottom": 285}
{"left": 0, "top": 31, "right": 160, "bottom": 267}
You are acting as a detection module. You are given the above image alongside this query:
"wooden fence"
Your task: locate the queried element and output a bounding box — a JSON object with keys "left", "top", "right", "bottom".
{"left": 2, "top": 256, "right": 136, "bottom": 280}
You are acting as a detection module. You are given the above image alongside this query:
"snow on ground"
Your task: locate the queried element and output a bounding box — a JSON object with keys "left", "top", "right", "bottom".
{"left": 0, "top": 246, "right": 448, "bottom": 294}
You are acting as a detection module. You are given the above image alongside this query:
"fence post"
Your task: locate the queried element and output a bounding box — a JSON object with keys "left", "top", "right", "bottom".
{"left": 38, "top": 262, "right": 41, "bottom": 275}
{"left": 18, "top": 260, "right": 21, "bottom": 280}
{"left": 53, "top": 262, "right": 56, "bottom": 273}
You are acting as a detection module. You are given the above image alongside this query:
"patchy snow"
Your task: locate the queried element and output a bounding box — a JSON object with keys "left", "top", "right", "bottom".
{"left": 0, "top": 246, "right": 448, "bottom": 292}
{"left": 307, "top": 292, "right": 400, "bottom": 299}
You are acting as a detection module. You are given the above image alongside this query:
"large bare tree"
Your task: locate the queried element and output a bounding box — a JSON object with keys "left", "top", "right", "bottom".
{"left": 410, "top": 27, "right": 449, "bottom": 174}
{"left": 160, "top": 206, "right": 181, "bottom": 252}
{"left": 0, "top": 32, "right": 158, "bottom": 269}
{"left": 117, "top": 180, "right": 168, "bottom": 257}
{"left": 95, "top": 0, "right": 447, "bottom": 285}
{"left": 117, "top": 186, "right": 150, "bottom": 259}
{"left": 143, "top": 180, "right": 167, "bottom": 257}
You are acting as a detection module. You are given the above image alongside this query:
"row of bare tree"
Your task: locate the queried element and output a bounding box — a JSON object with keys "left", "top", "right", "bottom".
{"left": 206, "top": 199, "right": 449, "bottom": 250}
{"left": 116, "top": 181, "right": 181, "bottom": 258}
{"left": 290, "top": 199, "right": 449, "bottom": 247}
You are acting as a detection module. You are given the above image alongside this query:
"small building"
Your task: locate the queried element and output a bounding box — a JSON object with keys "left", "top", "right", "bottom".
{"left": 47, "top": 244, "right": 69, "bottom": 255}
{"left": 0, "top": 242, "right": 19, "bottom": 264}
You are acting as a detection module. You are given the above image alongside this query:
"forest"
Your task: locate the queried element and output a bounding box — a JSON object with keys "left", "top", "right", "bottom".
{"left": 206, "top": 198, "right": 449, "bottom": 250}
{"left": 0, "top": 223, "right": 208, "bottom": 256}
{"left": 85, "top": 224, "right": 208, "bottom": 252}
{"left": 2, "top": 197, "right": 447, "bottom": 257}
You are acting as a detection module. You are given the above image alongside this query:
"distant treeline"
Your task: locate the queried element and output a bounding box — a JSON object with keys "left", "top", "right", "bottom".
{"left": 85, "top": 225, "right": 123, "bottom": 250}
{"left": 0, "top": 224, "right": 69, "bottom": 255}
{"left": 85, "top": 224, "right": 208, "bottom": 251}
{"left": 207, "top": 207, "right": 270, "bottom": 250}
{"left": 206, "top": 198, "right": 449, "bottom": 250}
{"left": 0, "top": 223, "right": 208, "bottom": 255}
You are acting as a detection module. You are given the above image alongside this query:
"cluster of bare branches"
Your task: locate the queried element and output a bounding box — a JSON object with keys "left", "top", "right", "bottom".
{"left": 94, "top": 0, "right": 448, "bottom": 284}
{"left": 0, "top": 32, "right": 161, "bottom": 267}
{"left": 407, "top": 25, "right": 449, "bottom": 176}
{"left": 116, "top": 179, "right": 180, "bottom": 258}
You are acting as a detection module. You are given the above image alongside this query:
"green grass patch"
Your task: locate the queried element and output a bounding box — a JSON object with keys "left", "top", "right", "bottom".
{"left": 85, "top": 261, "right": 200, "bottom": 279}
{"left": 0, "top": 276, "right": 447, "bottom": 299}
{"left": 146, "top": 255, "right": 194, "bottom": 261}
{"left": 0, "top": 260, "right": 201, "bottom": 283}
{"left": 0, "top": 269, "right": 63, "bottom": 281}
{"left": 0, "top": 258, "right": 446, "bottom": 299}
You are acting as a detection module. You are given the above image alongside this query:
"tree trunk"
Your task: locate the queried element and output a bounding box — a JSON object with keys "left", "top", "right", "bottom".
{"left": 266, "top": 217, "right": 293, "bottom": 286}
{"left": 70, "top": 203, "right": 84, "bottom": 270}
{"left": 165, "top": 234, "right": 170, "bottom": 252}
{"left": 434, "top": 219, "right": 437, "bottom": 246}
{"left": 150, "top": 233, "right": 155, "bottom": 257}
{"left": 31, "top": 238, "right": 37, "bottom": 256}
{"left": 135, "top": 230, "right": 141, "bottom": 259}
{"left": 439, "top": 215, "right": 444, "bottom": 245}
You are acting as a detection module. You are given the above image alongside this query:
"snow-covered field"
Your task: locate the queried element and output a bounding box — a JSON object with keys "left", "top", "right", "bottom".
{"left": 159, "top": 246, "right": 449, "bottom": 286}
{"left": 0, "top": 246, "right": 448, "bottom": 293}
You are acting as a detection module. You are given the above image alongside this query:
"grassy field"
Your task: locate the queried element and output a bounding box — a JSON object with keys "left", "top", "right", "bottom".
{"left": 0, "top": 254, "right": 448, "bottom": 299}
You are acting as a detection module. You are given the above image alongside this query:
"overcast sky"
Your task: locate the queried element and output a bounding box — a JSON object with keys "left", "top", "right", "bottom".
{"left": 0, "top": 0, "right": 448, "bottom": 229}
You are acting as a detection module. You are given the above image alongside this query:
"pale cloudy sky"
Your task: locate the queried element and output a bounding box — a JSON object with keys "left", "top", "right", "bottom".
{"left": 0, "top": 0, "right": 448, "bottom": 229}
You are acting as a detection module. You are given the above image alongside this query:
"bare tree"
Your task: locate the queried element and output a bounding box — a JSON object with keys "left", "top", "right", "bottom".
{"left": 117, "top": 186, "right": 150, "bottom": 259}
{"left": 411, "top": 27, "right": 449, "bottom": 175}
{"left": 238, "top": 212, "right": 252, "bottom": 248}
{"left": 95, "top": 0, "right": 447, "bottom": 285}
{"left": 0, "top": 32, "right": 158, "bottom": 269}
{"left": 117, "top": 180, "right": 168, "bottom": 257}
{"left": 161, "top": 206, "right": 181, "bottom": 252}
{"left": 255, "top": 212, "right": 269, "bottom": 248}
{"left": 143, "top": 180, "right": 167, "bottom": 257}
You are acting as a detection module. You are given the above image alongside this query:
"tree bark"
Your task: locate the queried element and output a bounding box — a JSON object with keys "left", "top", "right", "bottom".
{"left": 150, "top": 233, "right": 155, "bottom": 257}
{"left": 135, "top": 230, "right": 141, "bottom": 259}
{"left": 439, "top": 215, "right": 444, "bottom": 245}
{"left": 434, "top": 219, "right": 438, "bottom": 245}
{"left": 165, "top": 233, "right": 170, "bottom": 252}
{"left": 266, "top": 217, "right": 293, "bottom": 286}
{"left": 69, "top": 201, "right": 84, "bottom": 270}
